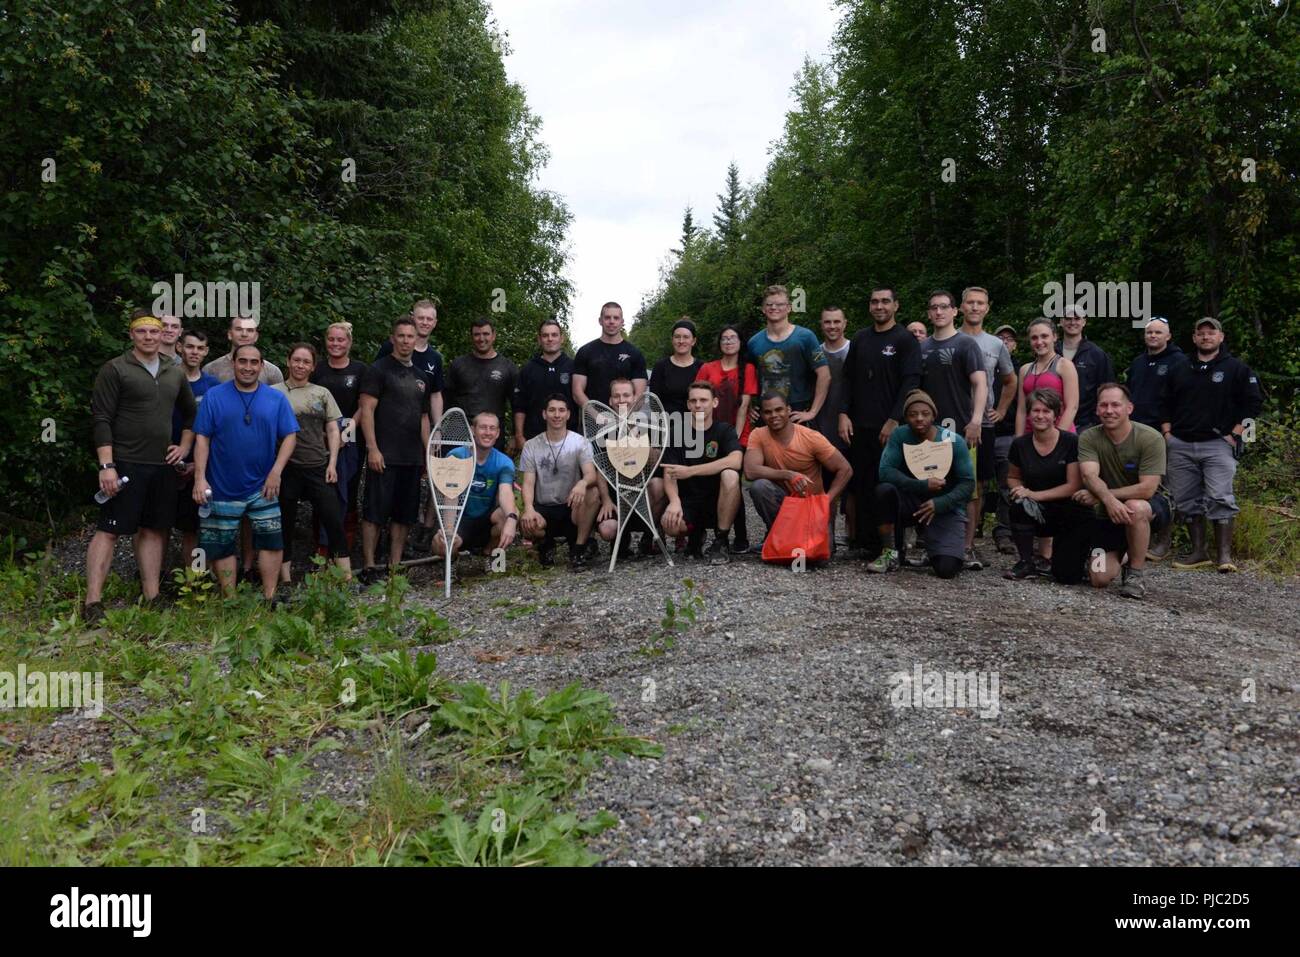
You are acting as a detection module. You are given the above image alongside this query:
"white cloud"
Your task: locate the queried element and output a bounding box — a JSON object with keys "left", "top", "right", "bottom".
{"left": 490, "top": 0, "right": 840, "bottom": 343}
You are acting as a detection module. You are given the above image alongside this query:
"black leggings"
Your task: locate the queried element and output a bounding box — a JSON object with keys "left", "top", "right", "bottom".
{"left": 1008, "top": 498, "right": 1091, "bottom": 585}
{"left": 281, "top": 463, "right": 348, "bottom": 560}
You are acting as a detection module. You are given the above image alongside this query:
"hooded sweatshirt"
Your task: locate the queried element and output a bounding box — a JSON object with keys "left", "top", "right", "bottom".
{"left": 1160, "top": 348, "right": 1263, "bottom": 442}
{"left": 1056, "top": 336, "right": 1114, "bottom": 429}
{"left": 1126, "top": 344, "right": 1190, "bottom": 428}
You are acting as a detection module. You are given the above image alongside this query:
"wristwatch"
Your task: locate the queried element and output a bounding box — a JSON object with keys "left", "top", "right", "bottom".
{"left": 100, "top": 461, "right": 117, "bottom": 470}
{"left": 506, "top": 512, "right": 519, "bottom": 522}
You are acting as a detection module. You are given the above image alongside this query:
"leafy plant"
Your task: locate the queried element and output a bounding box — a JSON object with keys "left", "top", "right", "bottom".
{"left": 641, "top": 578, "right": 704, "bottom": 656}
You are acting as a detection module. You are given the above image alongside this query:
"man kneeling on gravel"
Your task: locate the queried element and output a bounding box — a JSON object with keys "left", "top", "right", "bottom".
{"left": 868, "top": 390, "right": 973, "bottom": 578}
{"left": 1073, "top": 383, "right": 1171, "bottom": 599}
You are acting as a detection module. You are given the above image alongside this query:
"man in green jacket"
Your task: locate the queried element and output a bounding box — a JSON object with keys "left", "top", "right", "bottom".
{"left": 85, "top": 309, "right": 198, "bottom": 623}
{"left": 867, "top": 389, "right": 974, "bottom": 578}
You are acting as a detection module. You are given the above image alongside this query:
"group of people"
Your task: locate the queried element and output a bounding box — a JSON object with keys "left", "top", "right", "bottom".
{"left": 83, "top": 286, "right": 1262, "bottom": 622}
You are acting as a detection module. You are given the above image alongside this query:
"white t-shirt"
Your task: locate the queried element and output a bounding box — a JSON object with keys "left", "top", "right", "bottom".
{"left": 519, "top": 430, "right": 592, "bottom": 506}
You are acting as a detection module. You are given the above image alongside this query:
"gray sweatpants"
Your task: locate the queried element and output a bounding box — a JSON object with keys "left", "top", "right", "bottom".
{"left": 1167, "top": 435, "right": 1238, "bottom": 521}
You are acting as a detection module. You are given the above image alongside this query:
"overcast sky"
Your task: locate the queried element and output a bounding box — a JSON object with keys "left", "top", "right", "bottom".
{"left": 490, "top": 0, "right": 841, "bottom": 344}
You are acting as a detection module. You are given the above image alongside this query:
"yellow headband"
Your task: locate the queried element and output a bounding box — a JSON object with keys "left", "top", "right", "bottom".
{"left": 130, "top": 315, "right": 163, "bottom": 331}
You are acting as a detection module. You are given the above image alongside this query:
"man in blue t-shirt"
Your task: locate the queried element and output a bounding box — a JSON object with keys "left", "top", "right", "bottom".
{"left": 192, "top": 345, "right": 299, "bottom": 600}
{"left": 432, "top": 411, "right": 518, "bottom": 558}
{"left": 747, "top": 284, "right": 830, "bottom": 420}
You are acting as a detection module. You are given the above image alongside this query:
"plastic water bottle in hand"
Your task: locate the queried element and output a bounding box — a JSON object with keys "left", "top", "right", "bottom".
{"left": 94, "top": 475, "right": 129, "bottom": 504}
{"left": 197, "top": 487, "right": 213, "bottom": 519}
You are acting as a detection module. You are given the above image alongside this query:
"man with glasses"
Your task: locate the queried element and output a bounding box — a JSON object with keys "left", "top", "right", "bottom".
{"left": 748, "top": 284, "right": 829, "bottom": 423}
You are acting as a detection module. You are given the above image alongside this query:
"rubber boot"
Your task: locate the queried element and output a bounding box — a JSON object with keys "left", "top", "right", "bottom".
{"left": 1173, "top": 516, "right": 1211, "bottom": 569}
{"left": 1214, "top": 519, "right": 1237, "bottom": 573}
{"left": 1147, "top": 520, "right": 1172, "bottom": 561}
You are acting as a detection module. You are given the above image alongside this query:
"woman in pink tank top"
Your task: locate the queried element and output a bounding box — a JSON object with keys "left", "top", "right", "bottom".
{"left": 1015, "top": 317, "right": 1079, "bottom": 435}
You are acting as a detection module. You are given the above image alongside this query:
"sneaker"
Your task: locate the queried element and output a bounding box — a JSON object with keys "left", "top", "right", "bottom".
{"left": 728, "top": 536, "right": 750, "bottom": 555}
{"left": 963, "top": 547, "right": 984, "bottom": 571}
{"left": 616, "top": 537, "right": 636, "bottom": 563}
{"left": 903, "top": 549, "right": 929, "bottom": 568}
{"left": 994, "top": 533, "right": 1016, "bottom": 555}
{"left": 1033, "top": 555, "right": 1052, "bottom": 576}
{"left": 638, "top": 534, "right": 661, "bottom": 558}
{"left": 867, "top": 548, "right": 900, "bottom": 574}
{"left": 537, "top": 541, "right": 556, "bottom": 567}
{"left": 1119, "top": 566, "right": 1146, "bottom": 599}
{"left": 82, "top": 601, "right": 106, "bottom": 626}
{"left": 706, "top": 536, "right": 731, "bottom": 565}
{"left": 357, "top": 566, "right": 384, "bottom": 586}
{"left": 585, "top": 538, "right": 600, "bottom": 560}
{"left": 1003, "top": 560, "right": 1041, "bottom": 581}
{"left": 569, "top": 545, "right": 589, "bottom": 570}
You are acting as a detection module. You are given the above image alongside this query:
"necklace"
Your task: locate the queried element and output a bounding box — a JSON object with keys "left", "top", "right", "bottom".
{"left": 238, "top": 388, "right": 257, "bottom": 425}
{"left": 545, "top": 435, "right": 565, "bottom": 474}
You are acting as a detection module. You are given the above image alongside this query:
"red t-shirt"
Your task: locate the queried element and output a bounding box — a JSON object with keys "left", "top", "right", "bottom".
{"left": 699, "top": 360, "right": 759, "bottom": 446}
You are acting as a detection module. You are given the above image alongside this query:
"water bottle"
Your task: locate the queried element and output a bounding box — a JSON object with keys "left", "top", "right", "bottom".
{"left": 94, "top": 475, "right": 129, "bottom": 504}
{"left": 197, "top": 487, "right": 213, "bottom": 519}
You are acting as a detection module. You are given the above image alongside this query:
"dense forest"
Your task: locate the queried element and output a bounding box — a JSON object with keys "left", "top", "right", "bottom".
{"left": 632, "top": 0, "right": 1299, "bottom": 410}
{"left": 0, "top": 0, "right": 569, "bottom": 523}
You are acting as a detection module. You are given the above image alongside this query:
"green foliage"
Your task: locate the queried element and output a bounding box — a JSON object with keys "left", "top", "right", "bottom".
{"left": 0, "top": 0, "right": 570, "bottom": 521}
{"left": 634, "top": 1, "right": 1299, "bottom": 407}
{"left": 641, "top": 578, "right": 704, "bottom": 655}
{"left": 1234, "top": 416, "right": 1300, "bottom": 575}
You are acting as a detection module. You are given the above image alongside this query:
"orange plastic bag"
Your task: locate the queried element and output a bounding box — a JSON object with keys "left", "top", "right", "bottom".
{"left": 761, "top": 492, "right": 831, "bottom": 564}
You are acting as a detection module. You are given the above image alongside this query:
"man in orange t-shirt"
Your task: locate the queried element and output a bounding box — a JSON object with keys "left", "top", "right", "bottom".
{"left": 744, "top": 392, "right": 852, "bottom": 543}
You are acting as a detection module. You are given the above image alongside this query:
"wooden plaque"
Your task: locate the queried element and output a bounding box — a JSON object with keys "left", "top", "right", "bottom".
{"left": 903, "top": 439, "right": 953, "bottom": 480}
{"left": 428, "top": 453, "right": 476, "bottom": 498}
{"left": 609, "top": 434, "right": 652, "bottom": 479}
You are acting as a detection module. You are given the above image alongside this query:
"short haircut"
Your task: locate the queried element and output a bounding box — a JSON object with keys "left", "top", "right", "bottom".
{"left": 325, "top": 321, "right": 353, "bottom": 340}
{"left": 1027, "top": 388, "right": 1063, "bottom": 416}
{"left": 1096, "top": 382, "right": 1131, "bottom": 402}
{"left": 1027, "top": 317, "right": 1055, "bottom": 334}
{"left": 961, "top": 286, "right": 990, "bottom": 302}
{"left": 869, "top": 285, "right": 897, "bottom": 300}
{"left": 181, "top": 329, "right": 208, "bottom": 344}
{"left": 600, "top": 301, "right": 623, "bottom": 314}
{"left": 130, "top": 306, "right": 154, "bottom": 321}
{"left": 230, "top": 315, "right": 257, "bottom": 328}
{"left": 472, "top": 410, "right": 501, "bottom": 427}
{"left": 232, "top": 343, "right": 262, "bottom": 361}
{"left": 288, "top": 341, "right": 317, "bottom": 364}
{"left": 687, "top": 380, "right": 716, "bottom": 398}
{"left": 471, "top": 317, "right": 495, "bottom": 331}
{"left": 821, "top": 304, "right": 846, "bottom": 316}
{"left": 392, "top": 316, "right": 417, "bottom": 333}
{"left": 762, "top": 284, "right": 789, "bottom": 301}
{"left": 759, "top": 391, "right": 788, "bottom": 407}
{"left": 412, "top": 298, "right": 439, "bottom": 312}
{"left": 927, "top": 289, "right": 956, "bottom": 308}
{"left": 544, "top": 392, "right": 570, "bottom": 409}
{"left": 1062, "top": 303, "right": 1085, "bottom": 319}
{"left": 537, "top": 318, "right": 562, "bottom": 334}
{"left": 609, "top": 376, "right": 634, "bottom": 393}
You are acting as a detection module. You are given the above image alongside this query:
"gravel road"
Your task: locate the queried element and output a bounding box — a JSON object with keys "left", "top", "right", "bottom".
{"left": 420, "top": 511, "right": 1299, "bottom": 867}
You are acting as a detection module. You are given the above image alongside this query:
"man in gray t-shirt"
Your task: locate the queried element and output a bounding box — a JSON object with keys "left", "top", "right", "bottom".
{"left": 518, "top": 394, "right": 610, "bottom": 567}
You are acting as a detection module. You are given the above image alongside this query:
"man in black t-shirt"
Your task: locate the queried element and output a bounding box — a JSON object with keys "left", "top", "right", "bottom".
{"left": 838, "top": 288, "right": 922, "bottom": 557}
{"left": 376, "top": 299, "right": 446, "bottom": 422}
{"left": 572, "top": 302, "right": 648, "bottom": 406}
{"left": 357, "top": 316, "right": 431, "bottom": 579}
{"left": 660, "top": 382, "right": 744, "bottom": 564}
{"left": 513, "top": 318, "right": 577, "bottom": 447}
{"left": 446, "top": 317, "right": 518, "bottom": 452}
{"left": 312, "top": 320, "right": 369, "bottom": 549}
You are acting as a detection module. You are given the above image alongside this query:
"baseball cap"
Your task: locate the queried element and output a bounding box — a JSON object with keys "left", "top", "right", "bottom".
{"left": 993, "top": 324, "right": 1017, "bottom": 337}
{"left": 1195, "top": 317, "right": 1223, "bottom": 331}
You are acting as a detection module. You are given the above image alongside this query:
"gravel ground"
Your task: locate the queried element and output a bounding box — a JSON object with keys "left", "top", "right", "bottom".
{"left": 30, "top": 505, "right": 1300, "bottom": 865}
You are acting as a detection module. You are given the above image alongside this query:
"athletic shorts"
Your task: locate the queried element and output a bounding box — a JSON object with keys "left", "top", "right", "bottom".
{"left": 536, "top": 501, "right": 578, "bottom": 543}
{"left": 1090, "top": 493, "right": 1171, "bottom": 555}
{"left": 96, "top": 462, "right": 178, "bottom": 535}
{"left": 174, "top": 481, "right": 200, "bottom": 533}
{"left": 199, "top": 492, "right": 283, "bottom": 561}
{"left": 680, "top": 496, "right": 719, "bottom": 533}
{"left": 976, "top": 426, "right": 996, "bottom": 482}
{"left": 458, "top": 509, "right": 500, "bottom": 553}
{"left": 363, "top": 464, "right": 421, "bottom": 526}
